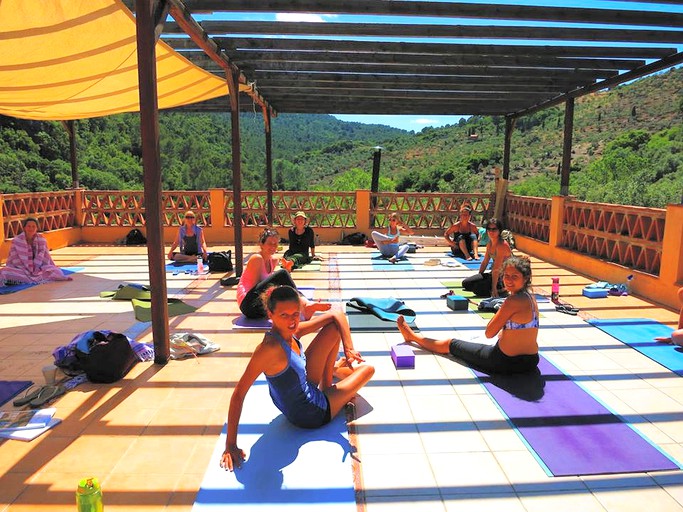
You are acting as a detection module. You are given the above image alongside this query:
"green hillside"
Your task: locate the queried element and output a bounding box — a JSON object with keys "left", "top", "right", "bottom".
{"left": 0, "top": 67, "right": 681, "bottom": 207}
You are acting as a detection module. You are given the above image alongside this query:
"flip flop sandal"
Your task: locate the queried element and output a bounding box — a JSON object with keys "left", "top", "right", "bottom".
{"left": 423, "top": 259, "right": 441, "bottom": 266}
{"left": 29, "top": 384, "right": 66, "bottom": 408}
{"left": 555, "top": 304, "right": 579, "bottom": 315}
{"left": 12, "top": 385, "right": 43, "bottom": 407}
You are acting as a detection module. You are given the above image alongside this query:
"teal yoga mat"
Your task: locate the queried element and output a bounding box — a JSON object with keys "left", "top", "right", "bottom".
{"left": 345, "top": 304, "right": 418, "bottom": 333}
{"left": 192, "top": 378, "right": 356, "bottom": 512}
{"left": 588, "top": 318, "right": 683, "bottom": 376}
{"left": 370, "top": 253, "right": 414, "bottom": 271}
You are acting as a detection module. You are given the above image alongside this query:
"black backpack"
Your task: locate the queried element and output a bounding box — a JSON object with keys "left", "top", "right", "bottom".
{"left": 340, "top": 232, "right": 367, "bottom": 245}
{"left": 75, "top": 331, "right": 138, "bottom": 383}
{"left": 125, "top": 228, "right": 147, "bottom": 245}
{"left": 207, "top": 250, "right": 233, "bottom": 272}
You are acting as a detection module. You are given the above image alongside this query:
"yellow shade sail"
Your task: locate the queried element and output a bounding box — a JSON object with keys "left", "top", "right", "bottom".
{"left": 0, "top": 0, "right": 243, "bottom": 121}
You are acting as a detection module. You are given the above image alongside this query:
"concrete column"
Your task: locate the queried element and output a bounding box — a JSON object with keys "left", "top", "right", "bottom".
{"left": 356, "top": 190, "right": 371, "bottom": 234}
{"left": 549, "top": 195, "right": 567, "bottom": 250}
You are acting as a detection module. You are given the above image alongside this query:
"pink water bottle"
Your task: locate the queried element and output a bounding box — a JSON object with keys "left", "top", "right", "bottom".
{"left": 551, "top": 277, "right": 560, "bottom": 303}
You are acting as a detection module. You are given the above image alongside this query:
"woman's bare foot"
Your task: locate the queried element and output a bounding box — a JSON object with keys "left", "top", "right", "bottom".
{"left": 655, "top": 336, "right": 673, "bottom": 343}
{"left": 397, "top": 315, "right": 419, "bottom": 343}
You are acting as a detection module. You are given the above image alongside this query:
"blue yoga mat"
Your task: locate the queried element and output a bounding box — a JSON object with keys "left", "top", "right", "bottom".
{"left": 588, "top": 318, "right": 682, "bottom": 376}
{"left": 0, "top": 267, "right": 82, "bottom": 295}
{"left": 370, "top": 253, "right": 414, "bottom": 271}
{"left": 445, "top": 253, "right": 491, "bottom": 270}
{"left": 475, "top": 356, "right": 678, "bottom": 476}
{"left": 0, "top": 380, "right": 33, "bottom": 407}
{"left": 166, "top": 261, "right": 201, "bottom": 273}
{"left": 193, "top": 379, "right": 356, "bottom": 512}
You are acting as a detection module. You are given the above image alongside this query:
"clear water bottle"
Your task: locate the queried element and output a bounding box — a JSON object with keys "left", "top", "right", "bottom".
{"left": 196, "top": 254, "right": 204, "bottom": 275}
{"left": 551, "top": 277, "right": 560, "bottom": 303}
{"left": 626, "top": 274, "right": 634, "bottom": 295}
{"left": 76, "top": 477, "right": 103, "bottom": 512}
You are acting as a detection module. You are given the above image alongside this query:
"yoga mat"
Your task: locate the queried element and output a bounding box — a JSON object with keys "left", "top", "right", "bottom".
{"left": 445, "top": 254, "right": 491, "bottom": 270}
{"left": 588, "top": 318, "right": 683, "bottom": 376}
{"left": 0, "top": 267, "right": 81, "bottom": 295}
{"left": 475, "top": 356, "right": 679, "bottom": 476}
{"left": 346, "top": 304, "right": 418, "bottom": 333}
{"left": 166, "top": 261, "right": 201, "bottom": 273}
{"left": 370, "top": 253, "right": 414, "bottom": 271}
{"left": 298, "top": 261, "right": 321, "bottom": 272}
{"left": 192, "top": 378, "right": 356, "bottom": 512}
{"left": 0, "top": 380, "right": 33, "bottom": 407}
{"left": 232, "top": 316, "right": 272, "bottom": 330}
{"left": 131, "top": 298, "right": 197, "bottom": 322}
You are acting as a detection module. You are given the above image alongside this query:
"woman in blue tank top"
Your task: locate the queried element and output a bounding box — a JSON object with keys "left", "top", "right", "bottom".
{"left": 220, "top": 286, "right": 375, "bottom": 472}
{"left": 396, "top": 255, "right": 539, "bottom": 375}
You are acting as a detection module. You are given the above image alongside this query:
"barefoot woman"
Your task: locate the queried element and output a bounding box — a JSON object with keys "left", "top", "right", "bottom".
{"left": 397, "top": 255, "right": 539, "bottom": 374}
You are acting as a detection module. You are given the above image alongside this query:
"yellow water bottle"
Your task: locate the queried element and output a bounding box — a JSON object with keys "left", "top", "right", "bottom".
{"left": 76, "top": 477, "right": 103, "bottom": 512}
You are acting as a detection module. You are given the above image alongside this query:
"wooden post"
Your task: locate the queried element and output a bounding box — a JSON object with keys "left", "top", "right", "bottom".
{"left": 370, "top": 147, "right": 382, "bottom": 228}
{"left": 502, "top": 117, "right": 514, "bottom": 181}
{"left": 64, "top": 120, "right": 79, "bottom": 189}
{"left": 227, "top": 68, "right": 243, "bottom": 276}
{"left": 263, "top": 106, "right": 273, "bottom": 226}
{"left": 560, "top": 98, "right": 575, "bottom": 197}
{"left": 135, "top": 0, "right": 170, "bottom": 364}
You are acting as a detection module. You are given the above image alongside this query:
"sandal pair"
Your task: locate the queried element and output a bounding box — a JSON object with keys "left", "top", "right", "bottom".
{"left": 440, "top": 290, "right": 455, "bottom": 299}
{"left": 555, "top": 304, "right": 579, "bottom": 316}
{"left": 13, "top": 384, "right": 66, "bottom": 408}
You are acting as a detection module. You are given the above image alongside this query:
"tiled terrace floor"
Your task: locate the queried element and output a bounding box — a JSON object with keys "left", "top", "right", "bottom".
{"left": 0, "top": 244, "right": 682, "bottom": 511}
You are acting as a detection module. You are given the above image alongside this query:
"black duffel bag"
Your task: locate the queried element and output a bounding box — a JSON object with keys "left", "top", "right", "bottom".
{"left": 207, "top": 250, "right": 233, "bottom": 272}
{"left": 76, "top": 331, "right": 138, "bottom": 383}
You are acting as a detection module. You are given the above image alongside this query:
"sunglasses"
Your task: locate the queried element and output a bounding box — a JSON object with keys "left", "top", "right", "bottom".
{"left": 486, "top": 227, "right": 499, "bottom": 231}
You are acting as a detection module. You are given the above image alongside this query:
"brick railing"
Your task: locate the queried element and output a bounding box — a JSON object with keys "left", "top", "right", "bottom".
{"left": 561, "top": 199, "right": 665, "bottom": 276}
{"left": 371, "top": 192, "right": 494, "bottom": 228}
{"left": 504, "top": 194, "right": 552, "bottom": 243}
{"left": 2, "top": 189, "right": 682, "bottom": 308}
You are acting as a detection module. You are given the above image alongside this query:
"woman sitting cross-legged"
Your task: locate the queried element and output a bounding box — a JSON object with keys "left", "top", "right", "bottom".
{"left": 220, "top": 285, "right": 375, "bottom": 471}
{"left": 371, "top": 212, "right": 414, "bottom": 264}
{"left": 462, "top": 217, "right": 512, "bottom": 297}
{"left": 397, "top": 255, "right": 539, "bottom": 375}
{"left": 0, "top": 217, "right": 72, "bottom": 286}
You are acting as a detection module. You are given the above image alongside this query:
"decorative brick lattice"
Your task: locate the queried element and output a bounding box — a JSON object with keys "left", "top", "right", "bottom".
{"left": 371, "top": 192, "right": 494, "bottom": 228}
{"left": 504, "top": 194, "right": 551, "bottom": 243}
{"left": 3, "top": 191, "right": 75, "bottom": 238}
{"left": 81, "top": 191, "right": 211, "bottom": 227}
{"left": 225, "top": 191, "right": 357, "bottom": 228}
{"left": 562, "top": 199, "right": 665, "bottom": 276}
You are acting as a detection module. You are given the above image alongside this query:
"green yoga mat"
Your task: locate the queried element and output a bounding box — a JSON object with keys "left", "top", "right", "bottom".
{"left": 100, "top": 283, "right": 151, "bottom": 300}
{"left": 345, "top": 304, "right": 419, "bottom": 333}
{"left": 441, "top": 281, "right": 493, "bottom": 318}
{"left": 131, "top": 298, "right": 197, "bottom": 322}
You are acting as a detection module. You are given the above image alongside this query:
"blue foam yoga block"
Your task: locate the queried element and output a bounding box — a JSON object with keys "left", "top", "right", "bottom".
{"left": 582, "top": 287, "right": 609, "bottom": 298}
{"left": 391, "top": 344, "right": 415, "bottom": 369}
{"left": 446, "top": 294, "right": 469, "bottom": 311}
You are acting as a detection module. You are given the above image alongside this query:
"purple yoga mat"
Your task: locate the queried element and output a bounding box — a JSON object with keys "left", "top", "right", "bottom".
{"left": 0, "top": 380, "right": 33, "bottom": 407}
{"left": 475, "top": 356, "right": 678, "bottom": 476}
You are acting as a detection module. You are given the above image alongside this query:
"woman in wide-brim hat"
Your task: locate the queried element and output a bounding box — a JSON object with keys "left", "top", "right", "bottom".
{"left": 282, "top": 210, "right": 320, "bottom": 270}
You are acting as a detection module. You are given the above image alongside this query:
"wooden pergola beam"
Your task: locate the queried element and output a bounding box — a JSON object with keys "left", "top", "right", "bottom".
{"left": 164, "top": 21, "right": 683, "bottom": 44}
{"left": 208, "top": 37, "right": 677, "bottom": 60}
{"left": 164, "top": 0, "right": 683, "bottom": 28}
{"left": 165, "top": 0, "right": 273, "bottom": 116}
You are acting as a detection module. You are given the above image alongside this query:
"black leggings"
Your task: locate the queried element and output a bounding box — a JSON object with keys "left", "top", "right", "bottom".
{"left": 449, "top": 340, "right": 539, "bottom": 375}
{"left": 239, "top": 269, "right": 298, "bottom": 319}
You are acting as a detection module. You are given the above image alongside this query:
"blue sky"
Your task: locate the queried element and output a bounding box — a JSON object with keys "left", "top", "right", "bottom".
{"left": 196, "top": 1, "right": 682, "bottom": 132}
